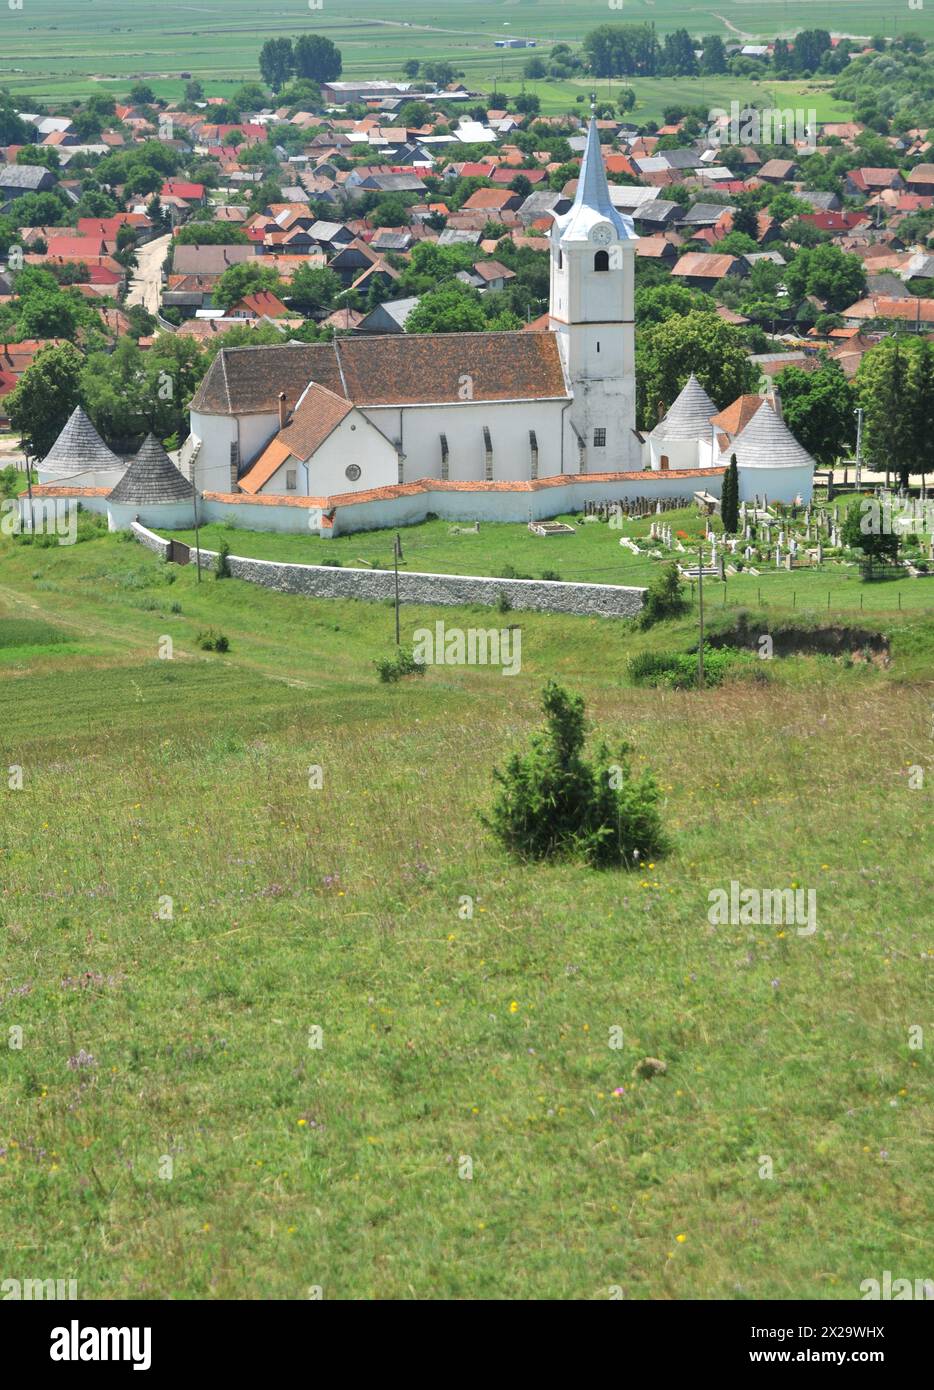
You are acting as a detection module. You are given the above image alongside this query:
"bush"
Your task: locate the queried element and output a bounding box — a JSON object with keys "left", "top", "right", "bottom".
{"left": 375, "top": 646, "right": 426, "bottom": 683}
{"left": 483, "top": 681, "right": 667, "bottom": 868}
{"left": 629, "top": 643, "right": 737, "bottom": 689}
{"left": 215, "top": 541, "right": 232, "bottom": 579}
{"left": 638, "top": 561, "right": 690, "bottom": 629}
{"left": 496, "top": 590, "right": 512, "bottom": 614}
{"left": 196, "top": 629, "right": 230, "bottom": 652}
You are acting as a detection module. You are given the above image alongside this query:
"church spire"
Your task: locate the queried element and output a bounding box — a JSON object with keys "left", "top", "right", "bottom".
{"left": 550, "top": 114, "right": 637, "bottom": 244}
{"left": 573, "top": 115, "right": 618, "bottom": 222}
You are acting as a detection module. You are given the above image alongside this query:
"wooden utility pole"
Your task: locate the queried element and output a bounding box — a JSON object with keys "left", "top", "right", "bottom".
{"left": 192, "top": 463, "right": 202, "bottom": 583}
{"left": 393, "top": 533, "right": 401, "bottom": 645}
{"left": 697, "top": 542, "right": 705, "bottom": 690}
{"left": 24, "top": 447, "right": 34, "bottom": 534}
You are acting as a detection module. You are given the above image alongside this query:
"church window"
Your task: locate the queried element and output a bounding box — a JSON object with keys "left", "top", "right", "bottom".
{"left": 529, "top": 430, "right": 538, "bottom": 481}
{"left": 593, "top": 428, "right": 606, "bottom": 448}
{"left": 483, "top": 426, "right": 493, "bottom": 481}
{"left": 285, "top": 469, "right": 297, "bottom": 491}
{"left": 440, "top": 433, "right": 449, "bottom": 481}
{"left": 594, "top": 250, "right": 610, "bottom": 272}
{"left": 558, "top": 250, "right": 563, "bottom": 269}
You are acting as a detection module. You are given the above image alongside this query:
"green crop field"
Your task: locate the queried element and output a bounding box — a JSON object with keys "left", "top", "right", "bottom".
{"left": 0, "top": 0, "right": 925, "bottom": 109}
{"left": 0, "top": 512, "right": 931, "bottom": 1299}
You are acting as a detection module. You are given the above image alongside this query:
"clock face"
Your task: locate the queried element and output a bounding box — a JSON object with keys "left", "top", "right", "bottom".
{"left": 591, "top": 222, "right": 614, "bottom": 246}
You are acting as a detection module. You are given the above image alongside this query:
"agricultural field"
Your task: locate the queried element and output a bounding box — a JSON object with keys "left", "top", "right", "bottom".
{"left": 0, "top": 515, "right": 931, "bottom": 1299}
{"left": 0, "top": 0, "right": 924, "bottom": 108}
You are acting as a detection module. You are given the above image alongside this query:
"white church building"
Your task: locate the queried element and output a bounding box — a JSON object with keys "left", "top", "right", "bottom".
{"left": 36, "top": 117, "right": 815, "bottom": 535}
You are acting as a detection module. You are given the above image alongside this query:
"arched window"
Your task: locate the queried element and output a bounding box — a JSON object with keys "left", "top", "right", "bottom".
{"left": 594, "top": 249, "right": 610, "bottom": 272}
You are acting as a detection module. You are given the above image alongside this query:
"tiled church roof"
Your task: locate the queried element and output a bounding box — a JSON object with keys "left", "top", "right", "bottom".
{"left": 190, "top": 333, "right": 570, "bottom": 416}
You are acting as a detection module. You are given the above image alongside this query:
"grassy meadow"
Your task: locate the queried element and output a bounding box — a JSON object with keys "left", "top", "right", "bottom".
{"left": 0, "top": 0, "right": 920, "bottom": 108}
{"left": 0, "top": 512, "right": 931, "bottom": 1300}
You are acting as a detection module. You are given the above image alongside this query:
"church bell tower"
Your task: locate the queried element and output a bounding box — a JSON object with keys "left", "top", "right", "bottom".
{"left": 549, "top": 109, "right": 640, "bottom": 472}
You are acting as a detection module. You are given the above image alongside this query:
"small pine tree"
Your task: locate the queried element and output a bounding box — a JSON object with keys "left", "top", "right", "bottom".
{"left": 215, "top": 540, "right": 232, "bottom": 579}
{"left": 484, "top": 682, "right": 668, "bottom": 868}
{"left": 721, "top": 453, "right": 739, "bottom": 534}
{"left": 638, "top": 560, "right": 689, "bottom": 629}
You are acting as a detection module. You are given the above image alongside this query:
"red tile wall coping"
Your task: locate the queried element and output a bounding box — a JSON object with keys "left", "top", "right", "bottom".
{"left": 202, "top": 468, "right": 726, "bottom": 510}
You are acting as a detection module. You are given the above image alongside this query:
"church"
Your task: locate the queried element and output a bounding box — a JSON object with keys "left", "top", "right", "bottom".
{"left": 36, "top": 118, "right": 815, "bottom": 535}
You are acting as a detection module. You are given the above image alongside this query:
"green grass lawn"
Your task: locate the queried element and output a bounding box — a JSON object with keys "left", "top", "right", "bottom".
{"left": 0, "top": 522, "right": 931, "bottom": 1299}
{"left": 0, "top": 0, "right": 917, "bottom": 106}
{"left": 165, "top": 506, "right": 934, "bottom": 619}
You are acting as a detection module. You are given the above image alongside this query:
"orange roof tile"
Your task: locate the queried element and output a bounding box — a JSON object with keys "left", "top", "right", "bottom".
{"left": 709, "top": 394, "right": 764, "bottom": 436}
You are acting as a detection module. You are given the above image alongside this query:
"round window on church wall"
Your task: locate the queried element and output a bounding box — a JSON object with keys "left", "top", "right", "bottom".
{"left": 345, "top": 464, "right": 361, "bottom": 482}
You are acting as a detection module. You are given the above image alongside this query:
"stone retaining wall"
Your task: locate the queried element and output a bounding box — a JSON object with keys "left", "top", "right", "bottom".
{"left": 181, "top": 547, "right": 645, "bottom": 619}
{"left": 131, "top": 521, "right": 171, "bottom": 559}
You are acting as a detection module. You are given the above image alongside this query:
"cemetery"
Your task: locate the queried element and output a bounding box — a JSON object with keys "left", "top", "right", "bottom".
{"left": 157, "top": 486, "right": 934, "bottom": 620}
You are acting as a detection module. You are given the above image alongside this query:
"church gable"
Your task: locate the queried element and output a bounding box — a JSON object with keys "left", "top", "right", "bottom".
{"left": 240, "top": 382, "right": 398, "bottom": 497}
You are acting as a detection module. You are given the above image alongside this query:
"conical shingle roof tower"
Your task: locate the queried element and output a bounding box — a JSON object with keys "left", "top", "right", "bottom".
{"left": 40, "top": 406, "right": 123, "bottom": 478}
{"left": 719, "top": 399, "right": 815, "bottom": 471}
{"left": 108, "top": 433, "right": 195, "bottom": 505}
{"left": 650, "top": 374, "right": 718, "bottom": 442}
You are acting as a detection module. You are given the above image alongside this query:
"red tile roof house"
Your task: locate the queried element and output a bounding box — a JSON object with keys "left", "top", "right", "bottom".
{"left": 0, "top": 339, "right": 67, "bottom": 422}
{"left": 160, "top": 180, "right": 206, "bottom": 205}
{"left": 756, "top": 158, "right": 797, "bottom": 183}
{"left": 471, "top": 259, "right": 516, "bottom": 291}
{"left": 842, "top": 295, "right": 934, "bottom": 328}
{"left": 799, "top": 210, "right": 872, "bottom": 234}
{"left": 670, "top": 251, "right": 741, "bottom": 288}
{"left": 845, "top": 167, "right": 905, "bottom": 196}
{"left": 229, "top": 289, "right": 291, "bottom": 320}
{"left": 905, "top": 164, "right": 934, "bottom": 196}
{"left": 461, "top": 188, "right": 523, "bottom": 214}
